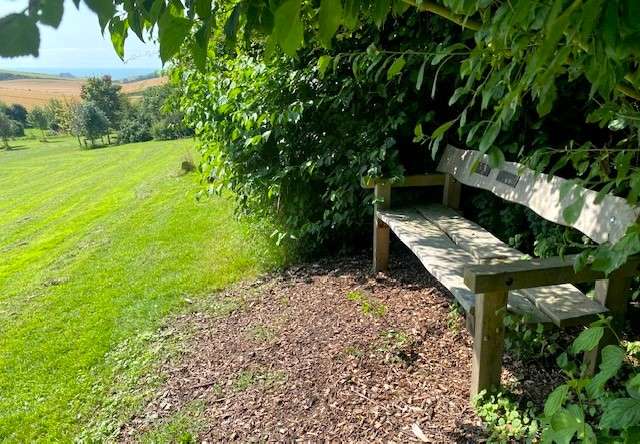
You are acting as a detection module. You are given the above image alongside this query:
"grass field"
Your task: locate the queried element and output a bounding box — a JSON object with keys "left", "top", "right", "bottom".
{"left": 0, "top": 135, "right": 281, "bottom": 441}
{"left": 0, "top": 76, "right": 167, "bottom": 109}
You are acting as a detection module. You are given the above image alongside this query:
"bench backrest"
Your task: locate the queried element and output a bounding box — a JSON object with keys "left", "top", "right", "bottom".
{"left": 437, "top": 145, "right": 640, "bottom": 244}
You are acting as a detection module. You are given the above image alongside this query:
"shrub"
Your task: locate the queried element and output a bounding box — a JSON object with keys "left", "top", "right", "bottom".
{"left": 73, "top": 101, "right": 109, "bottom": 148}
{"left": 175, "top": 13, "right": 458, "bottom": 252}
{"left": 118, "top": 115, "right": 152, "bottom": 144}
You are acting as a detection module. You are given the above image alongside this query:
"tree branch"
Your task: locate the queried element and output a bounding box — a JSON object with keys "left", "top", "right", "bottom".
{"left": 401, "top": 0, "right": 481, "bottom": 31}
{"left": 402, "top": 0, "right": 640, "bottom": 101}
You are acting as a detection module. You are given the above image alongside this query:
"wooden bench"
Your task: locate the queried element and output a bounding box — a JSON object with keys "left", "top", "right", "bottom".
{"left": 363, "top": 144, "right": 640, "bottom": 398}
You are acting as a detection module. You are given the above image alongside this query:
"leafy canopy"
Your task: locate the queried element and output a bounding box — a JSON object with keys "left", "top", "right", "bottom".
{"left": 5, "top": 0, "right": 640, "bottom": 271}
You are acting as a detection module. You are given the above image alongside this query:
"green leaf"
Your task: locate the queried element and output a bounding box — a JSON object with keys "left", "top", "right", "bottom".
{"left": 373, "top": 0, "right": 391, "bottom": 27}
{"left": 40, "top": 0, "right": 64, "bottom": 28}
{"left": 386, "top": 56, "right": 406, "bottom": 80}
{"left": 108, "top": 16, "right": 128, "bottom": 60}
{"left": 487, "top": 147, "right": 505, "bottom": 168}
{"left": 571, "top": 326, "right": 604, "bottom": 354}
{"left": 318, "top": 55, "right": 333, "bottom": 79}
{"left": 223, "top": 3, "right": 241, "bottom": 47}
{"left": 126, "top": 9, "right": 144, "bottom": 41}
{"left": 562, "top": 193, "right": 585, "bottom": 225}
{"left": 479, "top": 121, "right": 500, "bottom": 153}
{"left": 627, "top": 374, "right": 640, "bottom": 400}
{"left": 273, "top": 0, "right": 304, "bottom": 56}
{"left": 319, "top": 0, "right": 342, "bottom": 48}
{"left": 415, "top": 57, "right": 427, "bottom": 91}
{"left": 84, "top": 0, "right": 116, "bottom": 32}
{"left": 545, "top": 384, "right": 569, "bottom": 417}
{"left": 158, "top": 8, "right": 192, "bottom": 64}
{"left": 549, "top": 407, "right": 581, "bottom": 443}
{"left": 192, "top": 18, "right": 211, "bottom": 71}
{"left": 342, "top": 0, "right": 359, "bottom": 30}
{"left": 431, "top": 119, "right": 455, "bottom": 140}
{"left": 0, "top": 14, "right": 40, "bottom": 57}
{"left": 195, "top": 0, "right": 212, "bottom": 18}
{"left": 587, "top": 345, "right": 625, "bottom": 397}
{"left": 600, "top": 398, "right": 640, "bottom": 430}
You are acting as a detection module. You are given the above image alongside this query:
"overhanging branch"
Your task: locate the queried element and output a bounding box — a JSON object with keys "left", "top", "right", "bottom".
{"left": 401, "top": 0, "right": 481, "bottom": 31}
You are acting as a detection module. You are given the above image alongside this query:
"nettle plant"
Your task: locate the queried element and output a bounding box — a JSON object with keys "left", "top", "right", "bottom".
{"left": 541, "top": 318, "right": 640, "bottom": 442}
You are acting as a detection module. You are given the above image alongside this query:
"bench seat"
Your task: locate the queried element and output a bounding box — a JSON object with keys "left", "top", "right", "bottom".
{"left": 377, "top": 205, "right": 608, "bottom": 327}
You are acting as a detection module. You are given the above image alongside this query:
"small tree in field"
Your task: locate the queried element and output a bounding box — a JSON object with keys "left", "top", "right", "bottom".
{"left": 6, "top": 104, "right": 27, "bottom": 126}
{"left": 28, "top": 106, "right": 50, "bottom": 140}
{"left": 0, "top": 112, "right": 12, "bottom": 149}
{"left": 75, "top": 101, "right": 109, "bottom": 148}
{"left": 81, "top": 76, "right": 122, "bottom": 143}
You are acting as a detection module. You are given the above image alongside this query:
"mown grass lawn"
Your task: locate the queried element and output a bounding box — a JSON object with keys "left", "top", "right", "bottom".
{"left": 0, "top": 135, "right": 281, "bottom": 441}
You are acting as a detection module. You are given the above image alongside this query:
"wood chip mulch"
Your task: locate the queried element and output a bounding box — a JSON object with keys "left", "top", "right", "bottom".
{"left": 121, "top": 250, "right": 564, "bottom": 443}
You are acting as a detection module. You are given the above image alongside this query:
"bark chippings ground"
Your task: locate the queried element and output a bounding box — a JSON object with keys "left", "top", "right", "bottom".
{"left": 122, "top": 250, "right": 563, "bottom": 443}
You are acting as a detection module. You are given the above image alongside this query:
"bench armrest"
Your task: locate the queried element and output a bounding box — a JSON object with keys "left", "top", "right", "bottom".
{"left": 464, "top": 255, "right": 639, "bottom": 293}
{"left": 361, "top": 174, "right": 446, "bottom": 189}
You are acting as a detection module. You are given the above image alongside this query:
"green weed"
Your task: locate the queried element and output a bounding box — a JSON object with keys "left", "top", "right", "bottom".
{"left": 346, "top": 290, "right": 387, "bottom": 318}
{"left": 233, "top": 368, "right": 287, "bottom": 392}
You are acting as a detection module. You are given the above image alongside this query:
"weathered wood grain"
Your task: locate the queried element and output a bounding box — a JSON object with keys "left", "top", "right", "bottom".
{"left": 464, "top": 254, "right": 640, "bottom": 293}
{"left": 442, "top": 174, "right": 462, "bottom": 209}
{"left": 373, "top": 182, "right": 391, "bottom": 272}
{"left": 377, "top": 208, "right": 550, "bottom": 323}
{"left": 416, "top": 204, "right": 523, "bottom": 261}
{"left": 470, "top": 290, "right": 508, "bottom": 398}
{"left": 361, "top": 174, "right": 446, "bottom": 189}
{"left": 437, "top": 145, "right": 640, "bottom": 244}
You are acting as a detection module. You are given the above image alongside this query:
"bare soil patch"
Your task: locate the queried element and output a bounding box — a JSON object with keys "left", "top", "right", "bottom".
{"left": 121, "top": 250, "right": 563, "bottom": 442}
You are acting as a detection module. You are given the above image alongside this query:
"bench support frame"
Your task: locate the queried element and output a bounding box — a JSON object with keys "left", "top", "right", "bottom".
{"left": 373, "top": 182, "right": 391, "bottom": 272}
{"left": 584, "top": 270, "right": 633, "bottom": 372}
{"left": 471, "top": 290, "right": 508, "bottom": 398}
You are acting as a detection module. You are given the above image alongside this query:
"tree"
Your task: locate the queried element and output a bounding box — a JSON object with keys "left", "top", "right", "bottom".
{"left": 74, "top": 101, "right": 109, "bottom": 148}
{"left": 80, "top": 75, "right": 122, "bottom": 142}
{"left": 6, "top": 103, "right": 27, "bottom": 126}
{"left": 0, "top": 112, "right": 12, "bottom": 149}
{"left": 28, "top": 106, "right": 50, "bottom": 140}
{"left": 45, "top": 99, "right": 65, "bottom": 133}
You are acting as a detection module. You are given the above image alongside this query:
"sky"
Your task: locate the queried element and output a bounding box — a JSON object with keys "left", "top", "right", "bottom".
{"left": 0, "top": 0, "right": 161, "bottom": 69}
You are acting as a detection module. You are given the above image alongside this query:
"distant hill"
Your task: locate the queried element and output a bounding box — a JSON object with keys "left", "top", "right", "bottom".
{"left": 0, "top": 69, "right": 78, "bottom": 81}
{"left": 0, "top": 75, "right": 168, "bottom": 109}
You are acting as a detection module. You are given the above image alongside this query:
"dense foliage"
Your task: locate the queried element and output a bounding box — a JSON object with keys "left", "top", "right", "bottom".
{"left": 176, "top": 14, "right": 461, "bottom": 249}
{"left": 119, "top": 84, "right": 192, "bottom": 144}
{"left": 6, "top": 0, "right": 637, "bottom": 269}
{"left": 80, "top": 76, "right": 122, "bottom": 131}
{"left": 73, "top": 101, "right": 110, "bottom": 147}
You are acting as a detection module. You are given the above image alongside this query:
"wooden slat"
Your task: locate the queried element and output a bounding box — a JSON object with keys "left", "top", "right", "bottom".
{"left": 464, "top": 255, "right": 640, "bottom": 293}
{"left": 520, "top": 285, "right": 606, "bottom": 327}
{"left": 417, "top": 204, "right": 603, "bottom": 326}
{"left": 437, "top": 145, "right": 640, "bottom": 244}
{"left": 361, "top": 174, "right": 446, "bottom": 189}
{"left": 377, "top": 208, "right": 551, "bottom": 323}
{"left": 416, "top": 204, "right": 524, "bottom": 261}
{"left": 377, "top": 208, "right": 477, "bottom": 313}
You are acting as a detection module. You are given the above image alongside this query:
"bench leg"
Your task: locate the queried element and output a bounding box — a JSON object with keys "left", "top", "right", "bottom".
{"left": 470, "top": 290, "right": 508, "bottom": 399}
{"left": 584, "top": 271, "right": 632, "bottom": 373}
{"left": 373, "top": 216, "right": 390, "bottom": 272}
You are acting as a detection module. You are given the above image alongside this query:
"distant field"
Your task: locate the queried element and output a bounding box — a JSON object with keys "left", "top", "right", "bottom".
{"left": 0, "top": 76, "right": 167, "bottom": 108}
